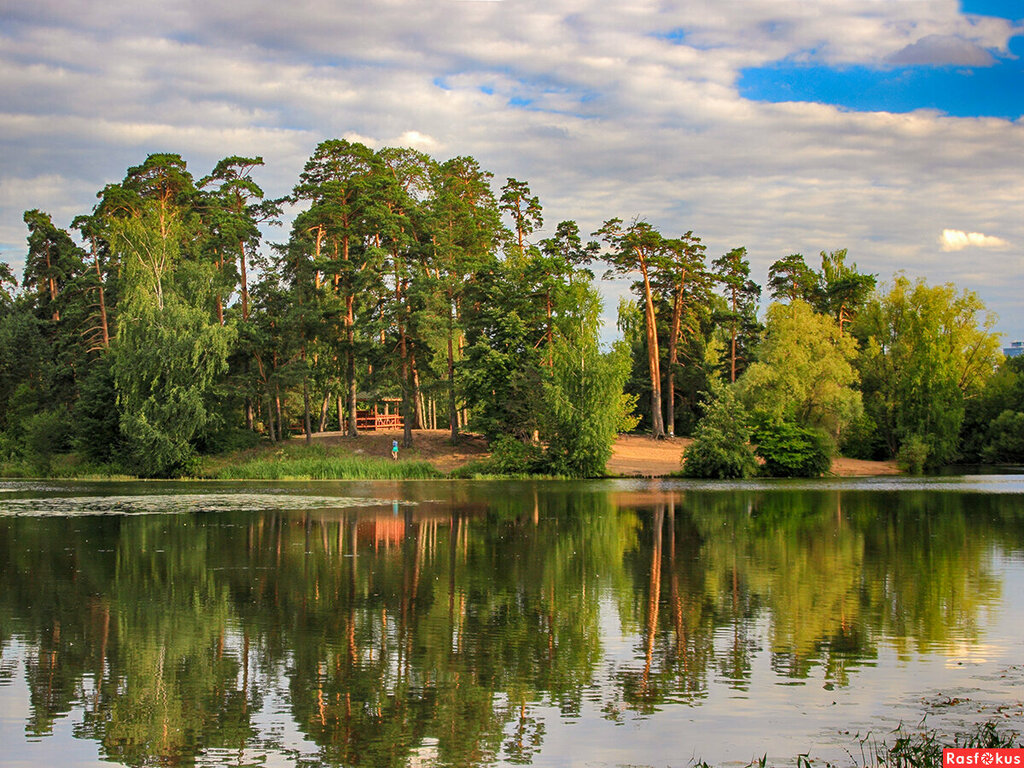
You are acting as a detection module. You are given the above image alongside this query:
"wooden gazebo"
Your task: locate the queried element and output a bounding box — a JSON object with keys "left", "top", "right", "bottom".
{"left": 355, "top": 397, "right": 403, "bottom": 431}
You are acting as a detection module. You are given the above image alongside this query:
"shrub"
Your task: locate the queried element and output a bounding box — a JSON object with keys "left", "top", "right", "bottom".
{"left": 200, "top": 425, "right": 262, "bottom": 454}
{"left": 22, "top": 410, "right": 72, "bottom": 475}
{"left": 682, "top": 384, "right": 759, "bottom": 479}
{"left": 487, "top": 434, "right": 545, "bottom": 475}
{"left": 754, "top": 420, "right": 833, "bottom": 478}
{"left": 897, "top": 434, "right": 930, "bottom": 475}
{"left": 839, "top": 412, "right": 885, "bottom": 461}
{"left": 981, "top": 410, "right": 1024, "bottom": 463}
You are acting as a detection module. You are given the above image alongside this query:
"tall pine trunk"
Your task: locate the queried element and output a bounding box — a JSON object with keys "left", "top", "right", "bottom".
{"left": 318, "top": 395, "right": 330, "bottom": 432}
{"left": 302, "top": 381, "right": 312, "bottom": 442}
{"left": 666, "top": 275, "right": 685, "bottom": 437}
{"left": 411, "top": 355, "right": 424, "bottom": 429}
{"left": 346, "top": 296, "right": 358, "bottom": 436}
{"left": 448, "top": 301, "right": 457, "bottom": 444}
{"left": 640, "top": 262, "right": 666, "bottom": 438}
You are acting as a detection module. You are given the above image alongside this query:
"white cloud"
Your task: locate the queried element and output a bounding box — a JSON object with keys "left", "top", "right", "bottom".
{"left": 0, "top": 0, "right": 1023, "bottom": 339}
{"left": 887, "top": 34, "right": 995, "bottom": 66}
{"left": 940, "top": 229, "right": 1009, "bottom": 252}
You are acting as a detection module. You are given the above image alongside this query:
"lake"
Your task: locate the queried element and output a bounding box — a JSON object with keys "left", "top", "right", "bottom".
{"left": 1, "top": 477, "right": 1022, "bottom": 767}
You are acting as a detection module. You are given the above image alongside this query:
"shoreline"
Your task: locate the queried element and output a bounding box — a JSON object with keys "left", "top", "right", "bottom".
{"left": 2, "top": 430, "right": 903, "bottom": 480}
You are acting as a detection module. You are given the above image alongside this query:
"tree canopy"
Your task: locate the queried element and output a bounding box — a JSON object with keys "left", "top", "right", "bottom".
{"left": 0, "top": 143, "right": 1009, "bottom": 478}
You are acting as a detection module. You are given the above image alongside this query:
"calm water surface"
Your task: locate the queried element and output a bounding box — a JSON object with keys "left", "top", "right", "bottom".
{"left": 1, "top": 477, "right": 1022, "bottom": 767}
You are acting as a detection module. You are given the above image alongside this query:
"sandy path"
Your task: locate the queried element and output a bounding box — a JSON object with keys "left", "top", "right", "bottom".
{"left": 606, "top": 434, "right": 900, "bottom": 477}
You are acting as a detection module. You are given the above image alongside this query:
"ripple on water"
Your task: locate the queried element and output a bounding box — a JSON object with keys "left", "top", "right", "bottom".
{"left": 0, "top": 493, "right": 414, "bottom": 516}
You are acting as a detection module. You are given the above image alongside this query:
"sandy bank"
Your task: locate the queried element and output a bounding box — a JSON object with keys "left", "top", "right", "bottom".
{"left": 605, "top": 434, "right": 900, "bottom": 477}
{"left": 303, "top": 429, "right": 900, "bottom": 478}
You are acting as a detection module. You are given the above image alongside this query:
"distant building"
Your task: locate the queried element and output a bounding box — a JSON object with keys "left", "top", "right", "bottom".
{"left": 1005, "top": 341, "right": 1023, "bottom": 359}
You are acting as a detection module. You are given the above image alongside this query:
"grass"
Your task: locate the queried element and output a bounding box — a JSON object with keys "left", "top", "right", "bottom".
{"left": 2, "top": 442, "right": 444, "bottom": 482}
{"left": 859, "top": 721, "right": 1021, "bottom": 768}
{"left": 209, "top": 445, "right": 441, "bottom": 480}
{"left": 0, "top": 453, "right": 131, "bottom": 480}
{"left": 686, "top": 722, "right": 1022, "bottom": 768}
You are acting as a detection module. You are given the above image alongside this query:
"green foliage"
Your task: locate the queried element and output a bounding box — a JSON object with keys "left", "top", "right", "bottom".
{"left": 2, "top": 145, "right": 1012, "bottom": 482}
{"left": 682, "top": 383, "right": 759, "bottom": 479}
{"left": 960, "top": 357, "right": 1024, "bottom": 462}
{"left": 980, "top": 410, "right": 1024, "bottom": 463}
{"left": 767, "top": 253, "right": 817, "bottom": 303}
{"left": 0, "top": 431, "right": 19, "bottom": 463}
{"left": 73, "top": 355, "right": 122, "bottom": 463}
{"left": 103, "top": 175, "right": 238, "bottom": 477}
{"left": 0, "top": 260, "right": 16, "bottom": 307}
{"left": 739, "top": 300, "right": 862, "bottom": 440}
{"left": 543, "top": 285, "right": 630, "bottom": 478}
{"left": 481, "top": 434, "right": 546, "bottom": 475}
{"left": 840, "top": 411, "right": 885, "bottom": 461}
{"left": 817, "top": 249, "right": 876, "bottom": 332}
{"left": 21, "top": 209, "right": 85, "bottom": 321}
{"left": 896, "top": 435, "right": 930, "bottom": 475}
{"left": 199, "top": 425, "right": 262, "bottom": 455}
{"left": 711, "top": 246, "right": 761, "bottom": 383}
{"left": 617, "top": 392, "right": 642, "bottom": 433}
{"left": 0, "top": 311, "right": 47, "bottom": 433}
{"left": 753, "top": 420, "right": 833, "bottom": 478}
{"left": 856, "top": 276, "right": 1002, "bottom": 466}
{"left": 461, "top": 261, "right": 547, "bottom": 441}
{"left": 3, "top": 381, "right": 41, "bottom": 440}
{"left": 21, "top": 410, "right": 72, "bottom": 474}
{"left": 114, "top": 286, "right": 235, "bottom": 477}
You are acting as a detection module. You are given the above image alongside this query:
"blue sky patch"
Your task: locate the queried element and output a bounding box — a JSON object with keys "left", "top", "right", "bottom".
{"left": 652, "top": 28, "right": 722, "bottom": 50}
{"left": 961, "top": 0, "right": 1022, "bottom": 20}
{"left": 739, "top": 35, "right": 1023, "bottom": 119}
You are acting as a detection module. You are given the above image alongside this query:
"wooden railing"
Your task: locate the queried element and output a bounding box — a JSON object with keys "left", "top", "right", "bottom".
{"left": 355, "top": 412, "right": 403, "bottom": 431}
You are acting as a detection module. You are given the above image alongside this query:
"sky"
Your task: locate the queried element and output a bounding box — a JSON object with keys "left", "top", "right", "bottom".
{"left": 1, "top": 0, "right": 1022, "bottom": 344}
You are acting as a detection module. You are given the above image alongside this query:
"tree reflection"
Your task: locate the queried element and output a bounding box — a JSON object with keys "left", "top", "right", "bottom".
{"left": 0, "top": 483, "right": 1019, "bottom": 766}
{"left": 606, "top": 487, "right": 1012, "bottom": 713}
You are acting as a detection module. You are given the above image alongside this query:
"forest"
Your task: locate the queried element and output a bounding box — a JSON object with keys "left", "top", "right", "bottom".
{"left": 0, "top": 143, "right": 1021, "bottom": 478}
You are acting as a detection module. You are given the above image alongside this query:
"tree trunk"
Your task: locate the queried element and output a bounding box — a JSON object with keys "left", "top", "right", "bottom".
{"left": 730, "top": 325, "right": 738, "bottom": 383}
{"left": 215, "top": 254, "right": 224, "bottom": 326}
{"left": 318, "top": 395, "right": 330, "bottom": 432}
{"left": 729, "top": 285, "right": 739, "bottom": 383}
{"left": 45, "top": 244, "right": 59, "bottom": 321}
{"left": 401, "top": 331, "right": 413, "bottom": 448}
{"left": 275, "top": 387, "right": 284, "bottom": 440}
{"left": 239, "top": 239, "right": 249, "bottom": 321}
{"left": 92, "top": 239, "right": 109, "bottom": 347}
{"left": 412, "top": 355, "right": 424, "bottom": 430}
{"left": 303, "top": 376, "right": 312, "bottom": 443}
{"left": 640, "top": 261, "right": 666, "bottom": 438}
{"left": 343, "top": 233, "right": 358, "bottom": 437}
{"left": 266, "top": 394, "right": 277, "bottom": 442}
{"left": 448, "top": 301, "right": 457, "bottom": 444}
{"left": 347, "top": 347, "right": 358, "bottom": 437}
{"left": 397, "top": 262, "right": 413, "bottom": 449}
{"left": 666, "top": 275, "right": 686, "bottom": 437}
{"left": 545, "top": 291, "right": 553, "bottom": 367}
{"left": 337, "top": 396, "right": 344, "bottom": 433}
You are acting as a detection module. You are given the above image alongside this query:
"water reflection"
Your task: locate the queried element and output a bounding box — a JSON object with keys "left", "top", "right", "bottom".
{"left": 0, "top": 481, "right": 1022, "bottom": 766}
